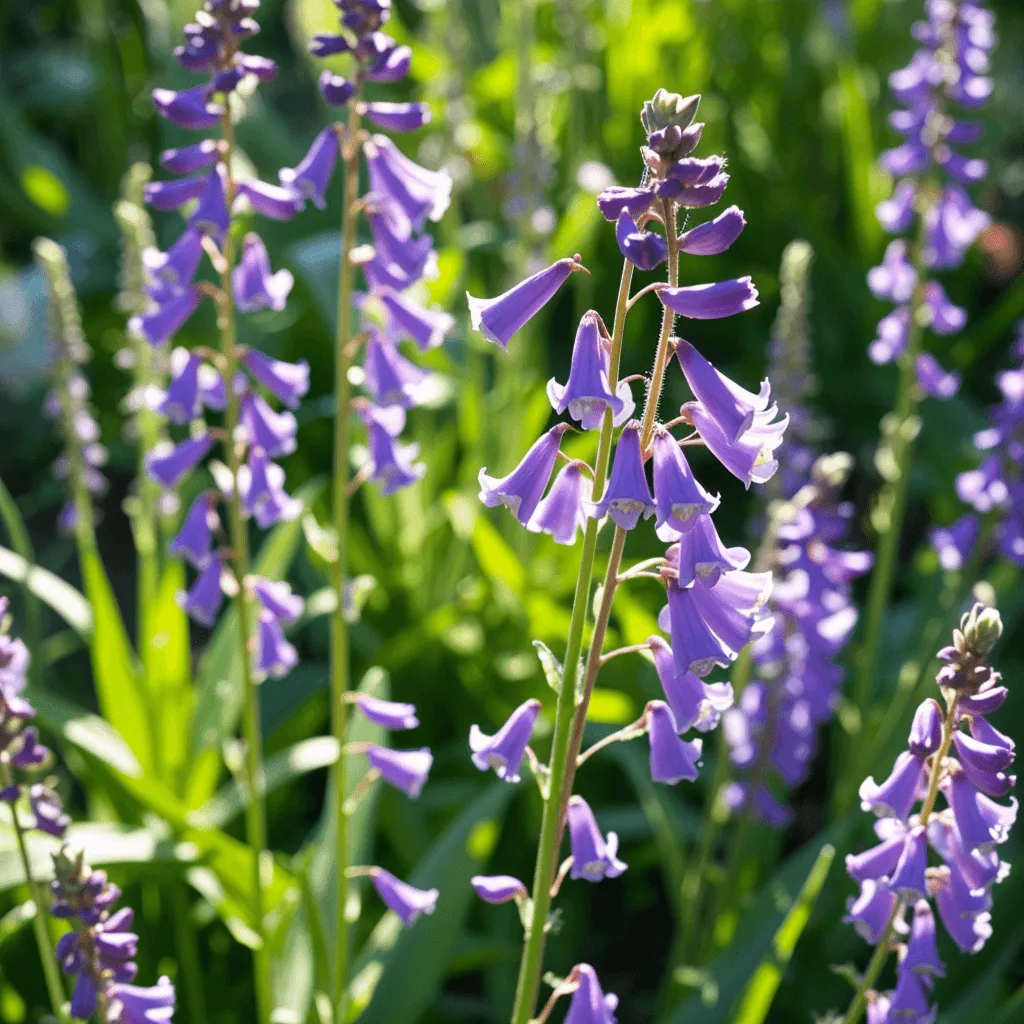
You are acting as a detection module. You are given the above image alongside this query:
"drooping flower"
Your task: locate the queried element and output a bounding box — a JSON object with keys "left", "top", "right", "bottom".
{"left": 651, "top": 425, "right": 720, "bottom": 539}
{"left": 470, "top": 699, "right": 542, "bottom": 783}
{"left": 368, "top": 867, "right": 439, "bottom": 926}
{"left": 478, "top": 424, "right": 571, "bottom": 526}
{"left": 564, "top": 964, "right": 618, "bottom": 1024}
{"left": 528, "top": 462, "right": 591, "bottom": 546}
{"left": 365, "top": 745, "right": 433, "bottom": 799}
{"left": 567, "top": 795, "right": 628, "bottom": 881}
{"left": 233, "top": 233, "right": 294, "bottom": 312}
{"left": 350, "top": 694, "right": 419, "bottom": 731}
{"left": 471, "top": 875, "right": 528, "bottom": 905}
{"left": 646, "top": 700, "right": 703, "bottom": 784}
{"left": 585, "top": 421, "right": 655, "bottom": 529}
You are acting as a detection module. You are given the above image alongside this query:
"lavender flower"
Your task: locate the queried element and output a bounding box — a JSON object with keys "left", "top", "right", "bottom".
{"left": 564, "top": 965, "right": 618, "bottom": 1024}
{"left": 471, "top": 875, "right": 528, "bottom": 905}
{"left": 368, "top": 867, "right": 439, "bottom": 926}
{"left": 470, "top": 699, "right": 542, "bottom": 782}
{"left": 567, "top": 795, "right": 628, "bottom": 881}
{"left": 836, "top": 604, "right": 1013, "bottom": 1023}
{"left": 364, "top": 745, "right": 433, "bottom": 799}
{"left": 349, "top": 694, "right": 419, "bottom": 731}
{"left": 479, "top": 424, "right": 571, "bottom": 526}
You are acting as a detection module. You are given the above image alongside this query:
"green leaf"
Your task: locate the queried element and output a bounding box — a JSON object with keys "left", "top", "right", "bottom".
{"left": 532, "top": 639, "right": 563, "bottom": 694}
{"left": 348, "top": 784, "right": 514, "bottom": 1024}
{"left": 0, "top": 544, "right": 92, "bottom": 637}
{"left": 0, "top": 478, "right": 42, "bottom": 677}
{"left": 731, "top": 844, "right": 836, "bottom": 1024}
{"left": 79, "top": 547, "right": 154, "bottom": 771}
{"left": 472, "top": 516, "right": 526, "bottom": 597}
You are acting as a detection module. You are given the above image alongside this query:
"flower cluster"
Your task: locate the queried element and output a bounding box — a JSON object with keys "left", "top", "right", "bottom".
{"left": 722, "top": 243, "right": 873, "bottom": 826}
{"left": 35, "top": 239, "right": 109, "bottom": 535}
{"left": 467, "top": 88, "right": 786, "bottom": 1018}
{"left": 843, "top": 604, "right": 1014, "bottom": 1023}
{"left": 932, "top": 319, "right": 1024, "bottom": 571}
{"left": 0, "top": 599, "right": 69, "bottom": 839}
{"left": 868, "top": 0, "right": 994, "bottom": 397}
{"left": 52, "top": 846, "right": 176, "bottom": 1022}
{"left": 306, "top": 0, "right": 454, "bottom": 494}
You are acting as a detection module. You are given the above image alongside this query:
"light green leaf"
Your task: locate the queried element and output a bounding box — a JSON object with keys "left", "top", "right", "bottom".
{"left": 0, "top": 544, "right": 92, "bottom": 637}
{"left": 472, "top": 517, "right": 526, "bottom": 597}
{"left": 532, "top": 639, "right": 563, "bottom": 694}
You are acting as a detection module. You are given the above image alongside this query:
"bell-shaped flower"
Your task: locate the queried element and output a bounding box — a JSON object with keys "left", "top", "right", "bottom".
{"left": 364, "top": 134, "right": 452, "bottom": 236}
{"left": 235, "top": 179, "right": 301, "bottom": 222}
{"left": 364, "top": 415, "right": 426, "bottom": 496}
{"left": 648, "top": 636, "right": 732, "bottom": 733}
{"left": 921, "top": 281, "right": 967, "bottom": 335}
{"left": 585, "top": 421, "right": 655, "bottom": 529}
{"left": 923, "top": 184, "right": 990, "bottom": 269}
{"left": 189, "top": 167, "right": 229, "bottom": 242}
{"left": 676, "top": 339, "right": 771, "bottom": 444}
{"left": 177, "top": 556, "right": 225, "bottom": 626}
{"left": 240, "top": 392, "right": 297, "bottom": 458}
{"left": 364, "top": 101, "right": 431, "bottom": 132}
{"left": 365, "top": 745, "right": 433, "bottom": 798}
{"left": 144, "top": 176, "right": 207, "bottom": 211}
{"left": 368, "top": 210, "right": 437, "bottom": 285}
{"left": 903, "top": 901, "right": 945, "bottom": 978}
{"left": 547, "top": 311, "right": 634, "bottom": 430}
{"left": 677, "top": 205, "right": 746, "bottom": 255}
{"left": 888, "top": 962, "right": 934, "bottom": 1022}
{"left": 107, "top": 976, "right": 176, "bottom": 1024}
{"left": 233, "top": 233, "right": 294, "bottom": 312}
{"left": 564, "top": 964, "right": 618, "bottom": 1024}
{"left": 351, "top": 694, "right": 419, "bottom": 731}
{"left": 651, "top": 425, "right": 719, "bottom": 539}
{"left": 663, "top": 581, "right": 733, "bottom": 678}
{"left": 908, "top": 700, "right": 943, "bottom": 756}
{"left": 318, "top": 71, "right": 355, "bottom": 107}
{"left": 365, "top": 42, "right": 412, "bottom": 83}
{"left": 930, "top": 514, "right": 979, "bottom": 571}
{"left": 915, "top": 352, "right": 960, "bottom": 400}
{"left": 859, "top": 751, "right": 926, "bottom": 821}
{"left": 670, "top": 515, "right": 750, "bottom": 588}
{"left": 255, "top": 609, "right": 298, "bottom": 679}
{"left": 170, "top": 493, "right": 218, "bottom": 568}
{"left": 143, "top": 229, "right": 204, "bottom": 298}
{"left": 379, "top": 289, "right": 454, "bottom": 351}
{"left": 845, "top": 825, "right": 907, "bottom": 883}
{"left": 28, "top": 784, "right": 69, "bottom": 837}
{"left": 242, "top": 348, "right": 309, "bottom": 409}
{"left": 615, "top": 211, "right": 667, "bottom": 270}
{"left": 868, "top": 240, "right": 918, "bottom": 303}
{"left": 528, "top": 462, "right": 591, "bottom": 546}
{"left": 685, "top": 399, "right": 787, "bottom": 488}
{"left": 161, "top": 139, "right": 219, "bottom": 175}
{"left": 647, "top": 700, "right": 703, "bottom": 783}
{"left": 471, "top": 875, "right": 527, "bottom": 905}
{"left": 955, "top": 456, "right": 1008, "bottom": 515}
{"left": 655, "top": 156, "right": 729, "bottom": 206}
{"left": 251, "top": 577, "right": 304, "bottom": 625}
{"left": 596, "top": 185, "right": 656, "bottom": 221}
{"left": 931, "top": 864, "right": 993, "bottom": 953}
{"left": 658, "top": 277, "right": 759, "bottom": 319}
{"left": 941, "top": 767, "right": 1017, "bottom": 852}
{"left": 468, "top": 257, "right": 582, "bottom": 350}
{"left": 369, "top": 867, "right": 438, "bottom": 926}
{"left": 130, "top": 286, "right": 202, "bottom": 348}
{"left": 279, "top": 127, "right": 338, "bottom": 210}
{"left": 11, "top": 727, "right": 51, "bottom": 769}
{"left": 952, "top": 730, "right": 1015, "bottom": 798}
{"left": 877, "top": 179, "right": 917, "bottom": 234}
{"left": 844, "top": 879, "right": 906, "bottom": 944}
{"left": 889, "top": 826, "right": 929, "bottom": 901}
{"left": 869, "top": 306, "right": 911, "bottom": 365}
{"left": 152, "top": 84, "right": 222, "bottom": 129}
{"left": 239, "top": 447, "right": 302, "bottom": 528}
{"left": 479, "top": 424, "right": 570, "bottom": 526}
{"left": 567, "top": 795, "right": 627, "bottom": 881}
{"left": 363, "top": 334, "right": 429, "bottom": 409}
{"left": 470, "top": 698, "right": 541, "bottom": 782}
{"left": 155, "top": 351, "right": 206, "bottom": 424}
{"left": 146, "top": 433, "right": 214, "bottom": 488}
{"left": 961, "top": 687, "right": 1009, "bottom": 719}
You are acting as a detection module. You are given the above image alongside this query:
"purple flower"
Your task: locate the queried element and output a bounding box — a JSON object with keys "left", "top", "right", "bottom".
{"left": 528, "top": 462, "right": 591, "bottom": 546}
{"left": 915, "top": 352, "right": 961, "bottom": 399}
{"left": 177, "top": 556, "right": 225, "bottom": 627}
{"left": 596, "top": 185, "right": 656, "bottom": 222}
{"left": 235, "top": 179, "right": 301, "bottom": 222}
{"left": 658, "top": 277, "right": 759, "bottom": 320}
{"left": 233, "top": 233, "right": 294, "bottom": 312}
{"left": 889, "top": 826, "right": 929, "bottom": 901}
{"left": 170, "top": 493, "right": 218, "bottom": 568}
{"left": 154, "top": 351, "right": 207, "bottom": 424}
{"left": 144, "top": 176, "right": 207, "bottom": 211}
{"left": 143, "top": 230, "right": 204, "bottom": 296}
{"left": 469, "top": 698, "right": 542, "bottom": 782}
{"left": 615, "top": 211, "right": 667, "bottom": 270}
{"left": 877, "top": 179, "right": 917, "bottom": 233}
{"left": 869, "top": 306, "right": 911, "bottom": 365}
{"left": 363, "top": 334, "right": 429, "bottom": 409}
{"left": 547, "top": 311, "right": 634, "bottom": 430}
{"left": 651, "top": 425, "right": 720, "bottom": 538}
{"left": 108, "top": 977, "right": 176, "bottom": 1024}
{"left": 319, "top": 71, "right": 356, "bottom": 106}
{"left": 909, "top": 700, "right": 943, "bottom": 757}
{"left": 241, "top": 349, "right": 310, "bottom": 409}
{"left": 471, "top": 875, "right": 527, "bottom": 905}
{"left": 363, "top": 134, "right": 452, "bottom": 236}
{"left": 279, "top": 127, "right": 338, "bottom": 209}
{"left": 146, "top": 434, "right": 214, "bottom": 488}
{"left": 30, "top": 784, "right": 69, "bottom": 836}
{"left": 365, "top": 745, "right": 433, "bottom": 798}
{"left": 468, "top": 257, "right": 583, "bottom": 350}
{"left": 564, "top": 965, "right": 618, "bottom": 1024}
{"left": 859, "top": 751, "right": 927, "bottom": 821}
{"left": 567, "top": 795, "right": 627, "bottom": 881}
{"left": 365, "top": 42, "right": 412, "bottom": 83}
{"left": 161, "top": 139, "right": 219, "bottom": 175}
{"left": 685, "top": 399, "right": 788, "bottom": 488}
{"left": 931, "top": 864, "right": 993, "bottom": 953}
{"left": 351, "top": 694, "right": 419, "bottom": 731}
{"left": 647, "top": 700, "right": 703, "bottom": 783}
{"left": 868, "top": 240, "right": 918, "bottom": 303}
{"left": 655, "top": 156, "right": 729, "bottom": 206}
{"left": 922, "top": 281, "right": 967, "bottom": 334}
{"left": 675, "top": 206, "right": 744, "bottom": 257}
{"left": 240, "top": 392, "right": 297, "bottom": 458}
{"left": 648, "top": 636, "right": 732, "bottom": 733}
{"left": 478, "top": 424, "right": 570, "bottom": 526}
{"left": 129, "top": 287, "right": 202, "bottom": 348}
{"left": 585, "top": 421, "right": 655, "bottom": 530}
{"left": 378, "top": 289, "right": 454, "bottom": 351}
{"left": 363, "top": 101, "right": 431, "bottom": 133}
{"left": 152, "top": 85, "right": 222, "bottom": 129}
{"left": 255, "top": 609, "right": 298, "bottom": 679}
{"left": 930, "top": 514, "right": 979, "bottom": 571}
{"left": 903, "top": 900, "right": 945, "bottom": 978}
{"left": 189, "top": 167, "right": 230, "bottom": 242}
{"left": 845, "top": 879, "right": 906, "bottom": 944}
{"left": 240, "top": 447, "right": 302, "bottom": 528}
{"left": 670, "top": 514, "right": 751, "bottom": 588}
{"left": 369, "top": 868, "right": 438, "bottom": 926}
{"left": 251, "top": 577, "right": 304, "bottom": 625}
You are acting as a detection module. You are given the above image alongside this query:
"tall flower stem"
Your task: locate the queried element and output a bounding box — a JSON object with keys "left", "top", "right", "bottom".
{"left": 2, "top": 765, "right": 67, "bottom": 1022}
{"left": 330, "top": 89, "right": 363, "bottom": 1021}
{"left": 217, "top": 110, "right": 272, "bottom": 1024}
{"left": 511, "top": 197, "right": 679, "bottom": 1024}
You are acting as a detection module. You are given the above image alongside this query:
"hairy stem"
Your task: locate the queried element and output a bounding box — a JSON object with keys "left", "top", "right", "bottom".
{"left": 331, "top": 90, "right": 363, "bottom": 1021}
{"left": 218, "top": 110, "right": 272, "bottom": 1024}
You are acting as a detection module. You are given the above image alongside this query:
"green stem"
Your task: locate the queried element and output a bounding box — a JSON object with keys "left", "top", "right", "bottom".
{"left": 838, "top": 901, "right": 903, "bottom": 1024}
{"left": 508, "top": 256, "right": 635, "bottom": 1024}
{"left": 218, "top": 110, "right": 272, "bottom": 1024}
{"left": 3, "top": 767, "right": 67, "bottom": 1021}
{"left": 331, "top": 92, "right": 363, "bottom": 1022}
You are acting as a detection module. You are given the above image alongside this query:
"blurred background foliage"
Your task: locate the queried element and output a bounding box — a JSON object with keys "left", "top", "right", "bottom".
{"left": 0, "top": 0, "right": 1023, "bottom": 1022}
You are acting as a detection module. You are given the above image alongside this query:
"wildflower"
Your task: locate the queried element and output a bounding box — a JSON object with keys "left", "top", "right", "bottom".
{"left": 528, "top": 463, "right": 591, "bottom": 546}
{"left": 567, "top": 795, "right": 627, "bottom": 881}
{"left": 471, "top": 875, "right": 528, "bottom": 905}
{"left": 470, "top": 699, "right": 542, "bottom": 783}
{"left": 368, "top": 868, "right": 439, "bottom": 926}
{"left": 365, "top": 745, "right": 433, "bottom": 798}
{"left": 479, "top": 424, "right": 571, "bottom": 526}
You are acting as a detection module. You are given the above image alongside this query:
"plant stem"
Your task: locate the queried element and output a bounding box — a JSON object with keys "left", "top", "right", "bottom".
{"left": 838, "top": 901, "right": 902, "bottom": 1024}
{"left": 508, "top": 256, "right": 635, "bottom": 1024}
{"left": 217, "top": 110, "right": 272, "bottom": 1024}
{"left": 330, "top": 92, "right": 363, "bottom": 1022}
{"left": 2, "top": 766, "right": 67, "bottom": 1021}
